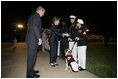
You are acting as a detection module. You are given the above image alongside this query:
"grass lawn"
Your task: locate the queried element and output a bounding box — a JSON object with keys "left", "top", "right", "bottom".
{"left": 1, "top": 42, "right": 13, "bottom": 48}
{"left": 86, "top": 42, "right": 117, "bottom": 78}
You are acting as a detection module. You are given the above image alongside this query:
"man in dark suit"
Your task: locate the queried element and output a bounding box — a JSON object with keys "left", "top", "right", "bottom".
{"left": 60, "top": 21, "right": 69, "bottom": 60}
{"left": 26, "top": 6, "right": 45, "bottom": 78}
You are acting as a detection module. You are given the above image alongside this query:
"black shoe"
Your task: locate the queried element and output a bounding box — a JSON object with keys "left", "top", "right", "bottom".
{"left": 60, "top": 56, "right": 63, "bottom": 58}
{"left": 27, "top": 74, "right": 40, "bottom": 78}
{"left": 34, "top": 70, "right": 39, "bottom": 73}
{"left": 54, "top": 63, "right": 59, "bottom": 66}
{"left": 79, "top": 68, "right": 86, "bottom": 71}
{"left": 79, "top": 66, "right": 81, "bottom": 69}
{"left": 51, "top": 64, "right": 55, "bottom": 67}
{"left": 62, "top": 57, "right": 65, "bottom": 60}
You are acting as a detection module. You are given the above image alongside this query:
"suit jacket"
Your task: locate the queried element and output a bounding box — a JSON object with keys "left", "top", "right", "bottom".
{"left": 26, "top": 12, "right": 42, "bottom": 44}
{"left": 61, "top": 25, "right": 69, "bottom": 33}
{"left": 61, "top": 25, "right": 69, "bottom": 43}
{"left": 49, "top": 24, "right": 63, "bottom": 44}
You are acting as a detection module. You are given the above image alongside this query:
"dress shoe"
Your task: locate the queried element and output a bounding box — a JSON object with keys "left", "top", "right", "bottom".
{"left": 79, "top": 66, "right": 81, "bottom": 69}
{"left": 51, "top": 64, "right": 55, "bottom": 67}
{"left": 27, "top": 74, "right": 40, "bottom": 78}
{"left": 79, "top": 68, "right": 86, "bottom": 71}
{"left": 60, "top": 56, "right": 63, "bottom": 58}
{"left": 54, "top": 63, "right": 59, "bottom": 66}
{"left": 62, "top": 57, "right": 65, "bottom": 60}
{"left": 50, "top": 63, "right": 55, "bottom": 67}
{"left": 34, "top": 70, "right": 39, "bottom": 73}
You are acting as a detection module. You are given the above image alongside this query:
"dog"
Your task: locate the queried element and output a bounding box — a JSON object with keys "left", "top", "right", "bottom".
{"left": 65, "top": 48, "right": 79, "bottom": 73}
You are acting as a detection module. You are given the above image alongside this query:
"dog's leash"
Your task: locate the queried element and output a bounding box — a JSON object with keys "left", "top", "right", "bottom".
{"left": 70, "top": 37, "right": 78, "bottom": 51}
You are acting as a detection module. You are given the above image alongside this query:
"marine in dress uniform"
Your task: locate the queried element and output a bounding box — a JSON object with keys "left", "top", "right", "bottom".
{"left": 68, "top": 15, "right": 78, "bottom": 62}
{"left": 73, "top": 19, "right": 87, "bottom": 71}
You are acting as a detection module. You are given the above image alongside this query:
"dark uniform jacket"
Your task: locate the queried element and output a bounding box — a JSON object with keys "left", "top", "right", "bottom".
{"left": 61, "top": 25, "right": 69, "bottom": 33}
{"left": 26, "top": 12, "right": 42, "bottom": 44}
{"left": 71, "top": 26, "right": 87, "bottom": 46}
{"left": 69, "top": 22, "right": 76, "bottom": 41}
{"left": 61, "top": 25, "right": 69, "bottom": 41}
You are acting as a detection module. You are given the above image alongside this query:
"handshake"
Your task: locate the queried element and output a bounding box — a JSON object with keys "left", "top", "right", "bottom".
{"left": 68, "top": 37, "right": 80, "bottom": 41}
{"left": 64, "top": 33, "right": 70, "bottom": 37}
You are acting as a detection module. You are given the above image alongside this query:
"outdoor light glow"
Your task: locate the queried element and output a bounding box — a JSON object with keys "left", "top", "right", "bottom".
{"left": 86, "top": 29, "right": 89, "bottom": 32}
{"left": 17, "top": 24, "right": 23, "bottom": 29}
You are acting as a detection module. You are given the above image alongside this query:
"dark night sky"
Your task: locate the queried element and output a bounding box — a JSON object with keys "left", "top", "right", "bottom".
{"left": 1, "top": 1, "right": 117, "bottom": 41}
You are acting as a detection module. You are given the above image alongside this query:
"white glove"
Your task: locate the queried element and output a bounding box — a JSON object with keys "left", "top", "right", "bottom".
{"left": 75, "top": 37, "right": 79, "bottom": 40}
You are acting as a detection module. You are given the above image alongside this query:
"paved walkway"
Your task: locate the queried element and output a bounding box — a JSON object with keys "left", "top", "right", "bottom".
{"left": 1, "top": 42, "right": 98, "bottom": 78}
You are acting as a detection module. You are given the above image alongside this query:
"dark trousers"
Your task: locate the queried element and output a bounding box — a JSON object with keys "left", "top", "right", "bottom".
{"left": 61, "top": 39, "right": 68, "bottom": 58}
{"left": 26, "top": 43, "right": 38, "bottom": 76}
{"left": 50, "top": 42, "right": 58, "bottom": 63}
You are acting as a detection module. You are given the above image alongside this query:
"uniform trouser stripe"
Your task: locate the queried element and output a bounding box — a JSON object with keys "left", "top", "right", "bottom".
{"left": 77, "top": 46, "right": 87, "bottom": 69}
{"left": 69, "top": 41, "right": 78, "bottom": 61}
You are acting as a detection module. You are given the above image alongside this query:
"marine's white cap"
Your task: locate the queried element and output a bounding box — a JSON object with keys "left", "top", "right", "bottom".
{"left": 69, "top": 15, "right": 76, "bottom": 19}
{"left": 77, "top": 19, "right": 84, "bottom": 24}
